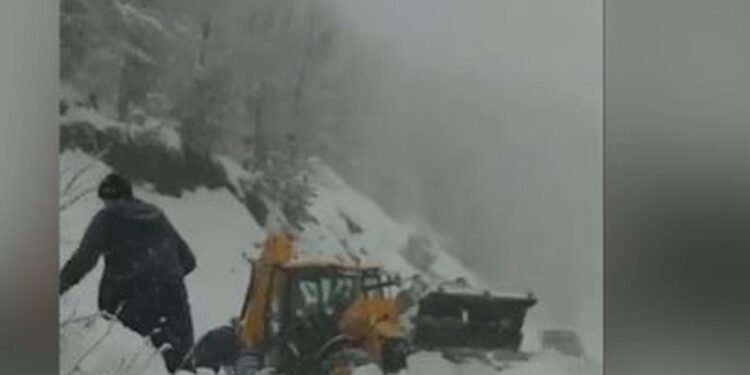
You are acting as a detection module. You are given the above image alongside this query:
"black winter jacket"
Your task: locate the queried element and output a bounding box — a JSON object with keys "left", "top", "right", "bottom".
{"left": 59, "top": 198, "right": 196, "bottom": 308}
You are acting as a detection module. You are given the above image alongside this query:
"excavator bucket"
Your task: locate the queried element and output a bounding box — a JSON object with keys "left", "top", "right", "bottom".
{"left": 412, "top": 289, "right": 537, "bottom": 352}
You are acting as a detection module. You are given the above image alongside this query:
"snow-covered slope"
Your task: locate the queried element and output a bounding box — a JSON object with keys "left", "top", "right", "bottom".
{"left": 59, "top": 123, "right": 599, "bottom": 375}
{"left": 293, "top": 158, "right": 482, "bottom": 282}
{"left": 60, "top": 84, "right": 182, "bottom": 150}
{"left": 59, "top": 148, "right": 483, "bottom": 373}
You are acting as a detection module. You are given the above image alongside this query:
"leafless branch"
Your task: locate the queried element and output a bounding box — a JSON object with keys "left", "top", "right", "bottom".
{"left": 60, "top": 186, "right": 98, "bottom": 212}
{"left": 63, "top": 316, "right": 118, "bottom": 375}
{"left": 60, "top": 311, "right": 103, "bottom": 328}
{"left": 114, "top": 332, "right": 154, "bottom": 375}
{"left": 61, "top": 147, "right": 110, "bottom": 197}
{"left": 60, "top": 164, "right": 73, "bottom": 182}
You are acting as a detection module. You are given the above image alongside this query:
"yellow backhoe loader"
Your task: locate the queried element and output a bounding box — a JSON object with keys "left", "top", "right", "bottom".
{"left": 192, "top": 233, "right": 409, "bottom": 375}
{"left": 191, "top": 233, "right": 541, "bottom": 374}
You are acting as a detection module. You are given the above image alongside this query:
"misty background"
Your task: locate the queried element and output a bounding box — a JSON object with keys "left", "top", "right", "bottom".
{"left": 331, "top": 0, "right": 603, "bottom": 359}
{"left": 61, "top": 0, "right": 602, "bottom": 360}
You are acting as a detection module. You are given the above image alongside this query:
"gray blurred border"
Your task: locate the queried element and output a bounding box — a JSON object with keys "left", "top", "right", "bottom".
{"left": 0, "top": 0, "right": 58, "bottom": 373}
{"left": 606, "top": 0, "right": 750, "bottom": 374}
{"left": 3, "top": 1, "right": 750, "bottom": 374}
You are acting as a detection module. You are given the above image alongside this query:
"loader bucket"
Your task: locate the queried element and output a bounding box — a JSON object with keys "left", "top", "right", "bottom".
{"left": 412, "top": 291, "right": 537, "bottom": 351}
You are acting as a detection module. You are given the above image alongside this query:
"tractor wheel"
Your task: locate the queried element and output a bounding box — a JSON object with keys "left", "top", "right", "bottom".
{"left": 381, "top": 338, "right": 409, "bottom": 373}
{"left": 234, "top": 350, "right": 264, "bottom": 375}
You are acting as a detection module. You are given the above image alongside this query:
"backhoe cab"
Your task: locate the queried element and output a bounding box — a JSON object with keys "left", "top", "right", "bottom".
{"left": 197, "top": 233, "right": 409, "bottom": 375}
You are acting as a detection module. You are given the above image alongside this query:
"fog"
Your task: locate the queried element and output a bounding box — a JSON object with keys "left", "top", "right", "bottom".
{"left": 330, "top": 0, "right": 602, "bottom": 359}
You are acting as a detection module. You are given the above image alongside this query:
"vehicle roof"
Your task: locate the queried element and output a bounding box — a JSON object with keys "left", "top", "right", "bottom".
{"left": 281, "top": 260, "right": 383, "bottom": 270}
{"left": 280, "top": 252, "right": 384, "bottom": 271}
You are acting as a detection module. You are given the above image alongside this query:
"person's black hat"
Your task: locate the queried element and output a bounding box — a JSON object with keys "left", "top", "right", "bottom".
{"left": 98, "top": 173, "right": 133, "bottom": 200}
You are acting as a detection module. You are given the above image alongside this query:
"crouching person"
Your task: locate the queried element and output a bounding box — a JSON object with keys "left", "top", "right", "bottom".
{"left": 60, "top": 173, "right": 197, "bottom": 373}
{"left": 191, "top": 318, "right": 263, "bottom": 375}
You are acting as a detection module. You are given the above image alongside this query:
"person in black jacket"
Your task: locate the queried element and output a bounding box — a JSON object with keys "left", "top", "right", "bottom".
{"left": 60, "top": 173, "right": 197, "bottom": 373}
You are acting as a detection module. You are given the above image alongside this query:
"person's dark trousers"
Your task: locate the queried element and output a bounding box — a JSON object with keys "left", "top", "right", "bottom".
{"left": 102, "top": 277, "right": 195, "bottom": 373}
{"left": 151, "top": 280, "right": 195, "bottom": 373}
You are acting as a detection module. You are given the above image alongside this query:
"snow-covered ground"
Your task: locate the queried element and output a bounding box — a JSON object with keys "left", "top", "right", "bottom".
{"left": 352, "top": 351, "right": 600, "bottom": 375}
{"left": 59, "top": 149, "right": 601, "bottom": 375}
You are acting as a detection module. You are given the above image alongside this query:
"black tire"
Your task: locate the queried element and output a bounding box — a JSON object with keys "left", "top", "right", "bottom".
{"left": 234, "top": 350, "right": 264, "bottom": 375}
{"left": 381, "top": 338, "right": 409, "bottom": 373}
{"left": 192, "top": 325, "right": 241, "bottom": 372}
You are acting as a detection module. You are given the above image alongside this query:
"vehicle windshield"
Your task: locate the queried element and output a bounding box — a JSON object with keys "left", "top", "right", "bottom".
{"left": 361, "top": 269, "right": 400, "bottom": 299}
{"left": 286, "top": 267, "right": 401, "bottom": 355}
{"left": 291, "top": 267, "right": 400, "bottom": 316}
{"left": 292, "top": 268, "right": 359, "bottom": 318}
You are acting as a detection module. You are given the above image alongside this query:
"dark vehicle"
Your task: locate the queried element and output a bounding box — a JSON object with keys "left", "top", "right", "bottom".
{"left": 413, "top": 288, "right": 537, "bottom": 352}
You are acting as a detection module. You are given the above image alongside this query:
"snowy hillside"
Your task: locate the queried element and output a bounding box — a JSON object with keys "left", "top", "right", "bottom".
{"left": 58, "top": 87, "right": 599, "bottom": 375}
{"left": 59, "top": 0, "right": 601, "bottom": 373}
{"left": 60, "top": 148, "right": 601, "bottom": 375}
{"left": 59, "top": 148, "right": 476, "bottom": 373}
